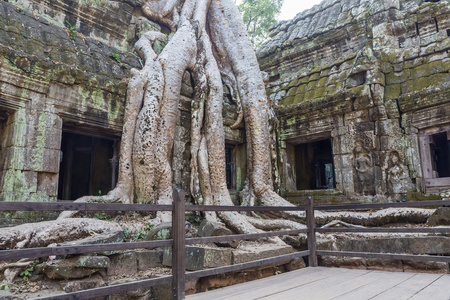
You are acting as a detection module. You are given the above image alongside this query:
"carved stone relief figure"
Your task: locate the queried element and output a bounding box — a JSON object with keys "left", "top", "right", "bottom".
{"left": 353, "top": 141, "right": 374, "bottom": 195}
{"left": 386, "top": 151, "right": 411, "bottom": 197}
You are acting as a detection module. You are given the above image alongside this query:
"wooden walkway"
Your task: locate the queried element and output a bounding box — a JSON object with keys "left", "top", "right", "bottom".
{"left": 186, "top": 267, "right": 450, "bottom": 300}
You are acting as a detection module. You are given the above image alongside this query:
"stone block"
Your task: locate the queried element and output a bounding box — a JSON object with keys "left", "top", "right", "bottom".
{"left": 4, "top": 147, "right": 27, "bottom": 169}
{"left": 63, "top": 274, "right": 105, "bottom": 293}
{"left": 402, "top": 260, "right": 448, "bottom": 274}
{"left": 344, "top": 110, "right": 369, "bottom": 124}
{"left": 335, "top": 237, "right": 450, "bottom": 255}
{"left": 319, "top": 256, "right": 367, "bottom": 270}
{"left": 408, "top": 237, "right": 450, "bottom": 255}
{"left": 198, "top": 220, "right": 239, "bottom": 248}
{"left": 107, "top": 278, "right": 152, "bottom": 300}
{"left": 340, "top": 154, "right": 354, "bottom": 169}
{"left": 152, "top": 283, "right": 171, "bottom": 300}
{"left": 107, "top": 251, "right": 138, "bottom": 276}
{"left": 426, "top": 207, "right": 450, "bottom": 226}
{"left": 136, "top": 249, "right": 163, "bottom": 271}
{"left": 163, "top": 246, "right": 233, "bottom": 271}
{"left": 44, "top": 255, "right": 110, "bottom": 279}
{"left": 366, "top": 258, "right": 403, "bottom": 272}
{"left": 59, "top": 231, "right": 124, "bottom": 254}
{"left": 386, "top": 70, "right": 411, "bottom": 84}
{"left": 232, "top": 244, "right": 293, "bottom": 265}
{"left": 45, "top": 126, "right": 62, "bottom": 150}
{"left": 285, "top": 257, "right": 306, "bottom": 271}
{"left": 37, "top": 172, "right": 58, "bottom": 196}
{"left": 8, "top": 118, "right": 27, "bottom": 148}
{"left": 27, "top": 148, "right": 60, "bottom": 173}
{"left": 341, "top": 167, "right": 354, "bottom": 190}
{"left": 1, "top": 169, "right": 37, "bottom": 195}
{"left": 375, "top": 120, "right": 399, "bottom": 136}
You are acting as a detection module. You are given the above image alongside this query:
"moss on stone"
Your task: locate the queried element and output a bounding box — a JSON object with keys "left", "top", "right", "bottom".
{"left": 412, "top": 76, "right": 434, "bottom": 91}
{"left": 314, "top": 87, "right": 327, "bottom": 99}
{"left": 385, "top": 83, "right": 401, "bottom": 99}
{"left": 411, "top": 61, "right": 447, "bottom": 79}
{"left": 295, "top": 84, "right": 306, "bottom": 95}
{"left": 280, "top": 96, "right": 295, "bottom": 106}
{"left": 304, "top": 89, "right": 316, "bottom": 100}
{"left": 297, "top": 75, "right": 310, "bottom": 85}
{"left": 286, "top": 87, "right": 297, "bottom": 98}
{"left": 30, "top": 112, "right": 48, "bottom": 170}
{"left": 306, "top": 80, "right": 318, "bottom": 92}
{"left": 309, "top": 72, "right": 320, "bottom": 82}
{"left": 293, "top": 93, "right": 305, "bottom": 104}
{"left": 388, "top": 51, "right": 404, "bottom": 64}
{"left": 407, "top": 191, "right": 441, "bottom": 202}
{"left": 386, "top": 70, "right": 411, "bottom": 85}
{"left": 287, "top": 78, "right": 299, "bottom": 89}
{"left": 317, "top": 77, "right": 328, "bottom": 88}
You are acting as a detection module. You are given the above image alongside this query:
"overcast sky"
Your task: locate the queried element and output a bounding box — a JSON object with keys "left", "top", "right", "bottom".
{"left": 278, "top": 0, "right": 324, "bottom": 21}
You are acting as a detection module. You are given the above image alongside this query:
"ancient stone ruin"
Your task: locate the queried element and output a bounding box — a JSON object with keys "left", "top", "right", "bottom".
{"left": 259, "top": 0, "right": 450, "bottom": 204}
{"left": 0, "top": 0, "right": 449, "bottom": 298}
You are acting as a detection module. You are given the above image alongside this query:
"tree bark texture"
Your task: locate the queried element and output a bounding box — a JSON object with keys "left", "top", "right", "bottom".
{"left": 59, "top": 0, "right": 303, "bottom": 235}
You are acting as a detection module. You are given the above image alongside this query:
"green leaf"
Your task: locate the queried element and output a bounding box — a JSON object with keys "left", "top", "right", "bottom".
{"left": 238, "top": 0, "right": 283, "bottom": 48}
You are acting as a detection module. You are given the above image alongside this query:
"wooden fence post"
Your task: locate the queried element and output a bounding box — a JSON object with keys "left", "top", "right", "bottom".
{"left": 306, "top": 196, "right": 318, "bottom": 267}
{"left": 172, "top": 189, "right": 186, "bottom": 300}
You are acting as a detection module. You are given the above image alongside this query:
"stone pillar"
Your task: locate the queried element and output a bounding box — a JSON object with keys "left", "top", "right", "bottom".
{"left": 0, "top": 105, "right": 62, "bottom": 203}
{"left": 0, "top": 108, "right": 30, "bottom": 202}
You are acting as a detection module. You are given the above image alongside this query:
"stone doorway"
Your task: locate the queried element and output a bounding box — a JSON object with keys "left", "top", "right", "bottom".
{"left": 429, "top": 132, "right": 450, "bottom": 178}
{"left": 225, "top": 144, "right": 234, "bottom": 190}
{"left": 295, "top": 139, "right": 335, "bottom": 190}
{"left": 419, "top": 128, "right": 450, "bottom": 193}
{"left": 58, "top": 131, "right": 118, "bottom": 200}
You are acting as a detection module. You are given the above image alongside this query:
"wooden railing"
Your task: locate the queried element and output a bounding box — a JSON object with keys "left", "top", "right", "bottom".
{"left": 313, "top": 200, "right": 450, "bottom": 264}
{"left": 0, "top": 192, "right": 449, "bottom": 300}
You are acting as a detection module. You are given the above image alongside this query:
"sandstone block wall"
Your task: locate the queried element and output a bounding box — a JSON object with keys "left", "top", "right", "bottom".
{"left": 259, "top": 0, "right": 450, "bottom": 203}
{"left": 0, "top": 0, "right": 142, "bottom": 224}
{"left": 0, "top": 0, "right": 246, "bottom": 224}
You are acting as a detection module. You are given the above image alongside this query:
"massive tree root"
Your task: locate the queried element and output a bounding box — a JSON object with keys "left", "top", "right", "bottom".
{"left": 0, "top": 1, "right": 441, "bottom": 255}
{"left": 56, "top": 0, "right": 304, "bottom": 237}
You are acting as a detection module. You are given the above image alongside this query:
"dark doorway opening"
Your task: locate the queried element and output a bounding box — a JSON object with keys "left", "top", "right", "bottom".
{"left": 225, "top": 144, "right": 234, "bottom": 189}
{"left": 58, "top": 132, "right": 118, "bottom": 200}
{"left": 295, "top": 138, "right": 335, "bottom": 190}
{"left": 0, "top": 110, "right": 10, "bottom": 190}
{"left": 430, "top": 132, "right": 450, "bottom": 178}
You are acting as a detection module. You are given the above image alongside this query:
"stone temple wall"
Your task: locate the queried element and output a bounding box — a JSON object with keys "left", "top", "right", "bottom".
{"left": 0, "top": 0, "right": 245, "bottom": 224}
{"left": 0, "top": 0, "right": 145, "bottom": 224}
{"left": 259, "top": 0, "right": 450, "bottom": 204}
{"left": 1, "top": 0, "right": 449, "bottom": 222}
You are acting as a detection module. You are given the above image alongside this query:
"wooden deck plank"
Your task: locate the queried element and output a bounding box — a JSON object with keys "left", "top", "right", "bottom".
{"left": 331, "top": 271, "right": 417, "bottom": 300}
{"left": 409, "top": 274, "right": 450, "bottom": 300}
{"left": 369, "top": 273, "right": 445, "bottom": 300}
{"left": 258, "top": 268, "right": 374, "bottom": 299}
{"left": 186, "top": 267, "right": 338, "bottom": 300}
{"left": 186, "top": 268, "right": 449, "bottom": 300}
{"left": 213, "top": 267, "right": 359, "bottom": 300}
{"left": 284, "top": 270, "right": 398, "bottom": 300}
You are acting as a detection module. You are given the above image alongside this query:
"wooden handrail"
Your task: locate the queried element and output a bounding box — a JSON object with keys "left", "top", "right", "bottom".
{"left": 0, "top": 194, "right": 449, "bottom": 300}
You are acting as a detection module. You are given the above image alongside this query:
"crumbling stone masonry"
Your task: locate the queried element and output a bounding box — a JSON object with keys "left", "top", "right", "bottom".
{"left": 0, "top": 0, "right": 142, "bottom": 223}
{"left": 0, "top": 0, "right": 246, "bottom": 225}
{"left": 0, "top": 0, "right": 449, "bottom": 222}
{"left": 259, "top": 0, "right": 450, "bottom": 204}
